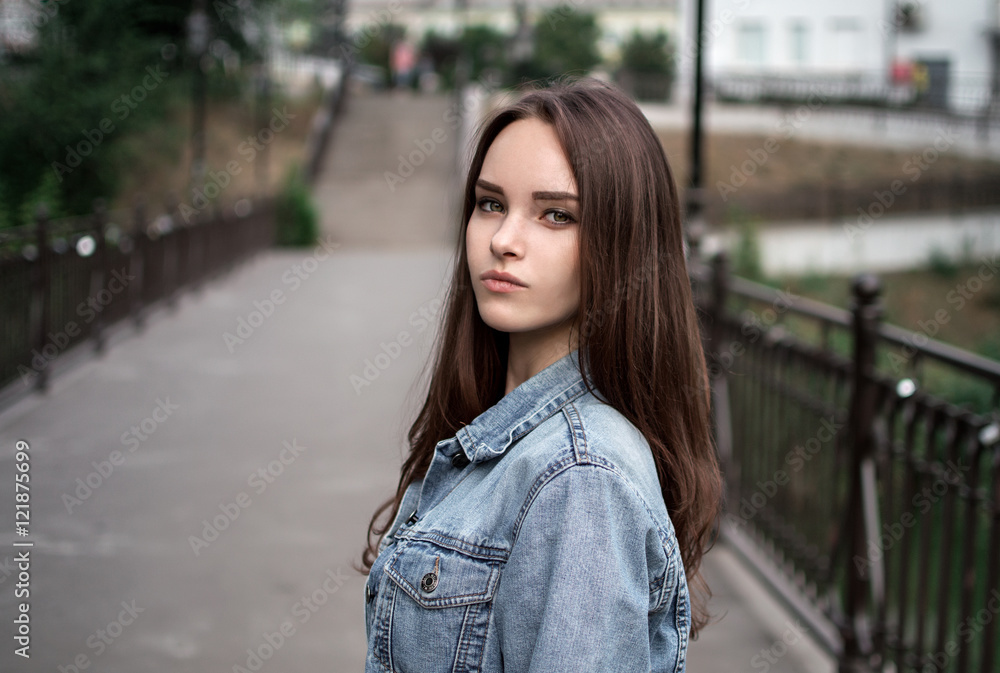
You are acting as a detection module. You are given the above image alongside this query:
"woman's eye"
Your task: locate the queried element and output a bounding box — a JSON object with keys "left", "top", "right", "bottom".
{"left": 477, "top": 198, "right": 503, "bottom": 213}
{"left": 545, "top": 209, "right": 576, "bottom": 225}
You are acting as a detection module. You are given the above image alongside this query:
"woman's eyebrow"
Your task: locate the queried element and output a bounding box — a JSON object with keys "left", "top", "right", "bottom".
{"left": 532, "top": 190, "right": 578, "bottom": 201}
{"left": 476, "top": 178, "right": 504, "bottom": 194}
{"left": 476, "top": 179, "right": 578, "bottom": 202}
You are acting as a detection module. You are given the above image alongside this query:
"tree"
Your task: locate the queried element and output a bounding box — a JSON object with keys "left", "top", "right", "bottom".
{"left": 0, "top": 0, "right": 282, "bottom": 228}
{"left": 520, "top": 6, "right": 600, "bottom": 84}
{"left": 617, "top": 30, "right": 675, "bottom": 102}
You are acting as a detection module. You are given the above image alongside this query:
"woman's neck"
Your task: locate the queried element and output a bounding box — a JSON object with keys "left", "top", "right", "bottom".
{"left": 504, "top": 322, "right": 578, "bottom": 395}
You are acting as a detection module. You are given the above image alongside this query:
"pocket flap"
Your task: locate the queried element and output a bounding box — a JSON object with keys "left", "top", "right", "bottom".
{"left": 386, "top": 540, "right": 501, "bottom": 609}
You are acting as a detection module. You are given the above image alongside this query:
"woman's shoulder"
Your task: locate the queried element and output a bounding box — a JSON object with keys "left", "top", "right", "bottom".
{"left": 509, "top": 389, "right": 672, "bottom": 528}
{"left": 567, "top": 392, "right": 663, "bottom": 493}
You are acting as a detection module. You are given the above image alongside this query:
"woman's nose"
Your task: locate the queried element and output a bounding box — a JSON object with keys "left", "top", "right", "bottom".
{"left": 489, "top": 214, "right": 525, "bottom": 258}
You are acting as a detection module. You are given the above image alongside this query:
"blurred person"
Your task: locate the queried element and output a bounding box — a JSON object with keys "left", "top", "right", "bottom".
{"left": 359, "top": 77, "right": 721, "bottom": 672}
{"left": 391, "top": 40, "right": 416, "bottom": 90}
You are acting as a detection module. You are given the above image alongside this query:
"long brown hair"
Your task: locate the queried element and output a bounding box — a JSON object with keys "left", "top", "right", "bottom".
{"left": 358, "top": 76, "right": 722, "bottom": 636}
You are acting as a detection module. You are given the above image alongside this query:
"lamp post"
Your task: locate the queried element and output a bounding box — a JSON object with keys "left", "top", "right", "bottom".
{"left": 684, "top": 0, "right": 707, "bottom": 262}
{"left": 187, "top": 0, "right": 210, "bottom": 200}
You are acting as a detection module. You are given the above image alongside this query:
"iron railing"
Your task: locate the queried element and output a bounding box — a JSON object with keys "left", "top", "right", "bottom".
{"left": 0, "top": 58, "right": 349, "bottom": 410}
{"left": 0, "top": 197, "right": 276, "bottom": 408}
{"left": 692, "top": 253, "right": 1000, "bottom": 673}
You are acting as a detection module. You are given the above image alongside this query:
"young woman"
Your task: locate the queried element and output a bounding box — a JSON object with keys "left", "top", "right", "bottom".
{"left": 360, "top": 77, "right": 721, "bottom": 672}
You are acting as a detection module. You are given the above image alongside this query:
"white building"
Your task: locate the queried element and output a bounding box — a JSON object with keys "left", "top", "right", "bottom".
{"left": 695, "top": 0, "right": 1000, "bottom": 114}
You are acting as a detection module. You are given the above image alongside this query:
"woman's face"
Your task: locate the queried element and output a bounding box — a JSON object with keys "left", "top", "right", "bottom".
{"left": 466, "top": 118, "right": 581, "bottom": 339}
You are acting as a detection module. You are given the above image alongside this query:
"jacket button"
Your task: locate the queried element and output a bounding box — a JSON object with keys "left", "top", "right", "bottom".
{"left": 366, "top": 583, "right": 375, "bottom": 603}
{"left": 452, "top": 452, "right": 471, "bottom": 469}
{"left": 420, "top": 572, "right": 438, "bottom": 593}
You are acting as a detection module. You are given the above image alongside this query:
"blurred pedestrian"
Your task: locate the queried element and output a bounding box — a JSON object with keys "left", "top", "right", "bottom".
{"left": 390, "top": 41, "right": 415, "bottom": 90}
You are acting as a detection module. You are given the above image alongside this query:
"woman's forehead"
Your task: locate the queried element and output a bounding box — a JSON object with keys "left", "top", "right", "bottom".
{"left": 478, "top": 119, "right": 577, "bottom": 194}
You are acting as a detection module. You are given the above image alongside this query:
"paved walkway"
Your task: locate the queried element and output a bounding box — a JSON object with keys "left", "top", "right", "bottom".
{"left": 0, "top": 84, "right": 832, "bottom": 672}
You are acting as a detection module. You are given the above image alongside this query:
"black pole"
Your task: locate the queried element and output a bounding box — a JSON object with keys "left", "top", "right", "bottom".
{"left": 685, "top": 0, "right": 707, "bottom": 258}
{"left": 189, "top": 0, "right": 209, "bottom": 197}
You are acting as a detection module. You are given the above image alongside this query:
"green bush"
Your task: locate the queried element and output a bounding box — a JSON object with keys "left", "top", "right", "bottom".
{"left": 274, "top": 165, "right": 318, "bottom": 247}
{"left": 926, "top": 245, "right": 958, "bottom": 278}
{"left": 522, "top": 6, "right": 601, "bottom": 83}
{"left": 731, "top": 216, "right": 765, "bottom": 282}
{"left": 620, "top": 30, "right": 673, "bottom": 75}
{"left": 616, "top": 30, "right": 675, "bottom": 101}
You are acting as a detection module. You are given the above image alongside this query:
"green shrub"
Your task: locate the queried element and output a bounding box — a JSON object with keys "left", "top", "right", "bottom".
{"left": 524, "top": 6, "right": 601, "bottom": 83}
{"left": 926, "top": 245, "right": 958, "bottom": 278}
{"left": 732, "top": 217, "right": 765, "bottom": 282}
{"left": 274, "top": 164, "right": 318, "bottom": 247}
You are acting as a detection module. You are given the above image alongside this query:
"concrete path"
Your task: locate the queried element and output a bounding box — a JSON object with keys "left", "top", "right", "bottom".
{"left": 0, "top": 85, "right": 833, "bottom": 672}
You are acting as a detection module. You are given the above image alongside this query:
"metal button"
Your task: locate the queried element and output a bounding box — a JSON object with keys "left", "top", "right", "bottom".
{"left": 366, "top": 583, "right": 375, "bottom": 603}
{"left": 452, "top": 452, "right": 470, "bottom": 469}
{"left": 420, "top": 572, "right": 438, "bottom": 593}
{"left": 421, "top": 556, "right": 441, "bottom": 593}
{"left": 405, "top": 509, "right": 418, "bottom": 525}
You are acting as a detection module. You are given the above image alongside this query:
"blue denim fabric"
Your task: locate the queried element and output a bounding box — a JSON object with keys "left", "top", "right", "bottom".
{"left": 364, "top": 349, "right": 690, "bottom": 672}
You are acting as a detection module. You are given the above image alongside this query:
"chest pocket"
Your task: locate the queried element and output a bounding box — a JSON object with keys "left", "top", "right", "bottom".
{"left": 371, "top": 538, "right": 502, "bottom": 673}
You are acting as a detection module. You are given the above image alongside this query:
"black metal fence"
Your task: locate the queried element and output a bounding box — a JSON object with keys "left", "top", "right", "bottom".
{"left": 0, "top": 58, "right": 349, "bottom": 410}
{"left": 692, "top": 253, "right": 1000, "bottom": 673}
{"left": 0, "top": 198, "right": 275, "bottom": 407}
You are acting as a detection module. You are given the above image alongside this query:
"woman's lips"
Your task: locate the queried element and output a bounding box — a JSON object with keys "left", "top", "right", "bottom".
{"left": 480, "top": 270, "right": 527, "bottom": 292}
{"left": 482, "top": 278, "right": 527, "bottom": 293}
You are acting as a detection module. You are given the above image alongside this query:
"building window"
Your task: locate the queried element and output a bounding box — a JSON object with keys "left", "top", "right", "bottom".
{"left": 789, "top": 21, "right": 809, "bottom": 66}
{"left": 737, "top": 21, "right": 766, "bottom": 67}
{"left": 829, "top": 18, "right": 863, "bottom": 69}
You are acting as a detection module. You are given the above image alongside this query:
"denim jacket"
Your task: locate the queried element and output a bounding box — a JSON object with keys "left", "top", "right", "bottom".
{"left": 364, "top": 348, "right": 690, "bottom": 672}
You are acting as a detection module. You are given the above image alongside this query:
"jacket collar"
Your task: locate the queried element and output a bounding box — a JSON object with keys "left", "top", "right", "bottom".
{"left": 453, "top": 348, "right": 591, "bottom": 464}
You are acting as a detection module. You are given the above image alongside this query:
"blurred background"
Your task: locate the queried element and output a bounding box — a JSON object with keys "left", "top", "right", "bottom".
{"left": 0, "top": 0, "right": 998, "bottom": 671}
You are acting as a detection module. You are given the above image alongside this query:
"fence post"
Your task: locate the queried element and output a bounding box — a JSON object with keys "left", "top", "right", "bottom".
{"left": 841, "top": 273, "right": 884, "bottom": 673}
{"left": 130, "top": 198, "right": 147, "bottom": 329}
{"left": 31, "top": 205, "right": 51, "bottom": 393}
{"left": 710, "top": 252, "right": 729, "bottom": 363}
{"left": 709, "top": 251, "right": 736, "bottom": 490}
{"left": 165, "top": 193, "right": 180, "bottom": 310}
{"left": 90, "top": 199, "right": 108, "bottom": 353}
